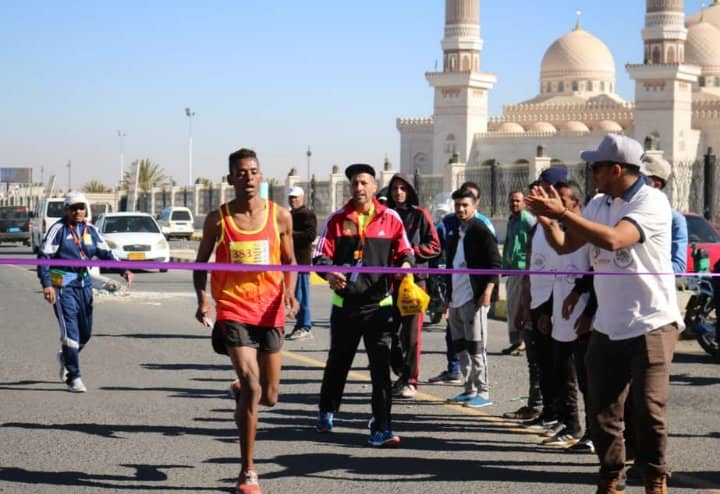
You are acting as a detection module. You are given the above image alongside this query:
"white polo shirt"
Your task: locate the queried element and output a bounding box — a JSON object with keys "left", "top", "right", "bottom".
{"left": 530, "top": 226, "right": 557, "bottom": 309}
{"left": 450, "top": 227, "right": 474, "bottom": 308}
{"left": 583, "top": 179, "right": 683, "bottom": 340}
{"left": 552, "top": 243, "right": 590, "bottom": 342}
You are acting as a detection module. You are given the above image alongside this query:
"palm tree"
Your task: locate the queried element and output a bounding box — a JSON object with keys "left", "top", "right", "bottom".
{"left": 195, "top": 177, "right": 213, "bottom": 187}
{"left": 122, "top": 159, "right": 166, "bottom": 192}
{"left": 82, "top": 180, "right": 111, "bottom": 193}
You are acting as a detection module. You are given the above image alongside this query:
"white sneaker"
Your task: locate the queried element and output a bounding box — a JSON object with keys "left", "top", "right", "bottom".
{"left": 56, "top": 351, "right": 68, "bottom": 382}
{"left": 67, "top": 378, "right": 87, "bottom": 393}
{"left": 398, "top": 384, "right": 417, "bottom": 399}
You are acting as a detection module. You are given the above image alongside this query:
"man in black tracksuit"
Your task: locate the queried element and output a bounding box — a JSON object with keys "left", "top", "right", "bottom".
{"left": 313, "top": 163, "right": 414, "bottom": 448}
{"left": 385, "top": 173, "right": 440, "bottom": 398}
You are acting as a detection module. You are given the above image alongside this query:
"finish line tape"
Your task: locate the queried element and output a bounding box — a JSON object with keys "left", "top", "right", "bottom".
{"left": 1, "top": 257, "right": 718, "bottom": 278}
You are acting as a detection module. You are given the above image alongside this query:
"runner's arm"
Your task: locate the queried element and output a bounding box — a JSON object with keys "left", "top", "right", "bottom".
{"left": 277, "top": 206, "right": 299, "bottom": 316}
{"left": 193, "top": 210, "right": 220, "bottom": 324}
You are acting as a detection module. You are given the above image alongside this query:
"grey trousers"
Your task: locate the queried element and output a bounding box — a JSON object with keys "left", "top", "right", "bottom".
{"left": 448, "top": 300, "right": 490, "bottom": 397}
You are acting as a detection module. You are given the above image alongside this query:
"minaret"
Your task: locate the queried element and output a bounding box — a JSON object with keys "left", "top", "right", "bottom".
{"left": 627, "top": 0, "right": 700, "bottom": 166}
{"left": 426, "top": 0, "right": 495, "bottom": 174}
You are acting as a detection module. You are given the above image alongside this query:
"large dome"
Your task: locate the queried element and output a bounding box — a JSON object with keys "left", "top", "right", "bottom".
{"left": 687, "top": 1, "right": 720, "bottom": 30}
{"left": 686, "top": 21, "right": 720, "bottom": 72}
{"left": 541, "top": 28, "right": 616, "bottom": 80}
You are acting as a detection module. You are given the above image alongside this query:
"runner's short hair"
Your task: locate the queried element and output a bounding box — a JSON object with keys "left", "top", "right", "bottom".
{"left": 228, "top": 148, "right": 258, "bottom": 173}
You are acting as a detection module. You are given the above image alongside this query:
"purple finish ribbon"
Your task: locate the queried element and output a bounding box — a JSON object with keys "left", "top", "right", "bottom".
{"left": 2, "top": 257, "right": 717, "bottom": 277}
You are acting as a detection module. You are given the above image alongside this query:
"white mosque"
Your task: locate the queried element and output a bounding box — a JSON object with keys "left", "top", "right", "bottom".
{"left": 397, "top": 0, "right": 720, "bottom": 211}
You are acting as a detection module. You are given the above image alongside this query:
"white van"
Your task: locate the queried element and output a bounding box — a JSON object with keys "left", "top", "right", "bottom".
{"left": 31, "top": 197, "right": 92, "bottom": 253}
{"left": 156, "top": 206, "right": 194, "bottom": 240}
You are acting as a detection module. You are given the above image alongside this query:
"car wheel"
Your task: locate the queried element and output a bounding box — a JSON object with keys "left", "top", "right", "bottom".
{"left": 159, "top": 268, "right": 168, "bottom": 273}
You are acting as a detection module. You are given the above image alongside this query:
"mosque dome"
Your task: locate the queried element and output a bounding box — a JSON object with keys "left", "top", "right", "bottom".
{"left": 562, "top": 121, "right": 590, "bottom": 132}
{"left": 687, "top": 1, "right": 720, "bottom": 30}
{"left": 528, "top": 122, "right": 557, "bottom": 133}
{"left": 686, "top": 21, "right": 720, "bottom": 72}
{"left": 595, "top": 120, "right": 623, "bottom": 132}
{"left": 541, "top": 27, "right": 616, "bottom": 80}
{"left": 496, "top": 122, "right": 525, "bottom": 133}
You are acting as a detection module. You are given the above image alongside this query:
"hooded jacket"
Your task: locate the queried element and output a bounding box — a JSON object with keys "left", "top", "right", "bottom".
{"left": 386, "top": 174, "right": 441, "bottom": 280}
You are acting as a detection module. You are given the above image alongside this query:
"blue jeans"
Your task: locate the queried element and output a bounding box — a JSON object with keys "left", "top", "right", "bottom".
{"left": 294, "top": 272, "right": 312, "bottom": 330}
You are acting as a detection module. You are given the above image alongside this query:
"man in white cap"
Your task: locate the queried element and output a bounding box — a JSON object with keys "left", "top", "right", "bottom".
{"left": 525, "top": 134, "right": 682, "bottom": 494}
{"left": 641, "top": 156, "right": 687, "bottom": 274}
{"left": 286, "top": 186, "right": 317, "bottom": 340}
{"left": 37, "top": 192, "right": 132, "bottom": 393}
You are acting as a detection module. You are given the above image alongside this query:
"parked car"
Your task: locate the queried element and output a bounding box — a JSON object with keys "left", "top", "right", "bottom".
{"left": 0, "top": 206, "right": 31, "bottom": 246}
{"left": 93, "top": 212, "right": 170, "bottom": 271}
{"left": 156, "top": 206, "right": 194, "bottom": 240}
{"left": 684, "top": 212, "right": 720, "bottom": 273}
{"left": 31, "top": 196, "right": 92, "bottom": 253}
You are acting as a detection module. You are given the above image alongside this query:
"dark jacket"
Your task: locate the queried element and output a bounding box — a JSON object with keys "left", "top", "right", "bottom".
{"left": 291, "top": 205, "right": 317, "bottom": 265}
{"left": 313, "top": 197, "right": 414, "bottom": 306}
{"left": 445, "top": 217, "right": 501, "bottom": 304}
{"left": 386, "top": 174, "right": 441, "bottom": 280}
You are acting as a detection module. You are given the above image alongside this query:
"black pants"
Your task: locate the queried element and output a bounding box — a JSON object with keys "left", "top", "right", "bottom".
{"left": 319, "top": 304, "right": 394, "bottom": 432}
{"left": 528, "top": 298, "right": 555, "bottom": 418}
{"left": 552, "top": 339, "right": 580, "bottom": 435}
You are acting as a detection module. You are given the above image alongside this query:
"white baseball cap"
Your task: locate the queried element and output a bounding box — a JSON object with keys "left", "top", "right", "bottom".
{"left": 288, "top": 186, "right": 304, "bottom": 197}
{"left": 580, "top": 134, "right": 644, "bottom": 167}
{"left": 64, "top": 192, "right": 89, "bottom": 207}
{"left": 641, "top": 156, "right": 671, "bottom": 182}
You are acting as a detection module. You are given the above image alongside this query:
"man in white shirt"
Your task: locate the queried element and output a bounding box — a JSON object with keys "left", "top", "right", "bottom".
{"left": 526, "top": 134, "right": 682, "bottom": 494}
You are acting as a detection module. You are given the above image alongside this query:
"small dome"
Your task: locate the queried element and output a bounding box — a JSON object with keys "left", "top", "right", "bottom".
{"left": 687, "top": 2, "right": 720, "bottom": 31}
{"left": 595, "top": 120, "right": 623, "bottom": 132}
{"left": 562, "top": 121, "right": 590, "bottom": 132}
{"left": 528, "top": 122, "right": 557, "bottom": 133}
{"left": 541, "top": 28, "right": 616, "bottom": 80}
{"left": 496, "top": 122, "right": 525, "bottom": 133}
{"left": 686, "top": 21, "right": 720, "bottom": 72}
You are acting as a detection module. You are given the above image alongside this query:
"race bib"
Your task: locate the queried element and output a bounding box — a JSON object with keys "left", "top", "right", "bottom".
{"left": 229, "top": 240, "right": 270, "bottom": 264}
{"left": 83, "top": 234, "right": 92, "bottom": 245}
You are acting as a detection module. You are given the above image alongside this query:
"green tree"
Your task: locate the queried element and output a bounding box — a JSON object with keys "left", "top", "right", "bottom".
{"left": 82, "top": 180, "right": 111, "bottom": 193}
{"left": 195, "top": 177, "right": 213, "bottom": 186}
{"left": 123, "top": 159, "right": 166, "bottom": 192}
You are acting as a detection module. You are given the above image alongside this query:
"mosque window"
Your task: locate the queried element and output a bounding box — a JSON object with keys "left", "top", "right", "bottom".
{"left": 462, "top": 55, "right": 470, "bottom": 71}
{"left": 600, "top": 81, "right": 606, "bottom": 91}
{"left": 667, "top": 46, "right": 676, "bottom": 64}
{"left": 445, "top": 134, "right": 456, "bottom": 154}
{"left": 572, "top": 81, "right": 579, "bottom": 91}
{"left": 586, "top": 81, "right": 593, "bottom": 91}
{"left": 449, "top": 55, "right": 457, "bottom": 72}
{"left": 558, "top": 81, "right": 565, "bottom": 92}
{"left": 546, "top": 82, "right": 552, "bottom": 93}
{"left": 699, "top": 76, "right": 706, "bottom": 87}
{"left": 652, "top": 46, "right": 661, "bottom": 64}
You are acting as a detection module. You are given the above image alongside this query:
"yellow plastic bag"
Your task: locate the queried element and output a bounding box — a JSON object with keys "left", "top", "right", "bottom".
{"left": 396, "top": 274, "right": 430, "bottom": 316}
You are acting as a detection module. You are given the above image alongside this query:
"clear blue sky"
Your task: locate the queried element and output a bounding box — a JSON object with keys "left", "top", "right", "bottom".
{"left": 0, "top": 0, "right": 708, "bottom": 190}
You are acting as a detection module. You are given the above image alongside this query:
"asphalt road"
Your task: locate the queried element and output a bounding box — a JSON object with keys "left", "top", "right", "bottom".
{"left": 0, "top": 244, "right": 719, "bottom": 494}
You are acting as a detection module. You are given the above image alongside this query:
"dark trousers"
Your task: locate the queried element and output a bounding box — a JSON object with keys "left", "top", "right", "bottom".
{"left": 528, "top": 299, "right": 554, "bottom": 417}
{"left": 445, "top": 322, "right": 461, "bottom": 374}
{"left": 552, "top": 339, "right": 580, "bottom": 435}
{"left": 573, "top": 334, "right": 590, "bottom": 434}
{"left": 585, "top": 324, "right": 678, "bottom": 481}
{"left": 390, "top": 283, "right": 425, "bottom": 386}
{"left": 319, "top": 304, "right": 394, "bottom": 432}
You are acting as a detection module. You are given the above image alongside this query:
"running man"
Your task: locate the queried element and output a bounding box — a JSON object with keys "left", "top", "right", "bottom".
{"left": 194, "top": 148, "right": 298, "bottom": 494}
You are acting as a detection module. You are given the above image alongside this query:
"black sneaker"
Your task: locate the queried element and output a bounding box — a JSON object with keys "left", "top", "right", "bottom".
{"left": 502, "top": 406, "right": 540, "bottom": 420}
{"left": 427, "top": 370, "right": 463, "bottom": 384}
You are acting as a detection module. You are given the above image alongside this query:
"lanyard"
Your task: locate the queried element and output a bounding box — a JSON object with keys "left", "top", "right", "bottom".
{"left": 67, "top": 221, "right": 88, "bottom": 259}
{"left": 353, "top": 205, "right": 375, "bottom": 261}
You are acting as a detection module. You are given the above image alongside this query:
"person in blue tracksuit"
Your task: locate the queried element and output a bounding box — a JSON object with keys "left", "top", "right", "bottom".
{"left": 37, "top": 192, "right": 132, "bottom": 393}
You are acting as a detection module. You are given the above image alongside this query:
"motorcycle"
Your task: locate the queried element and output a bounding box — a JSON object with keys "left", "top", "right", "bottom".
{"left": 683, "top": 276, "right": 718, "bottom": 357}
{"left": 425, "top": 269, "right": 448, "bottom": 325}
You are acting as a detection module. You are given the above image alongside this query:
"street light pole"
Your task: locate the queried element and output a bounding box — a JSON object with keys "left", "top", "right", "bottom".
{"left": 117, "top": 130, "right": 126, "bottom": 186}
{"left": 66, "top": 160, "right": 72, "bottom": 191}
{"left": 306, "top": 145, "right": 312, "bottom": 184}
{"left": 185, "top": 108, "right": 195, "bottom": 187}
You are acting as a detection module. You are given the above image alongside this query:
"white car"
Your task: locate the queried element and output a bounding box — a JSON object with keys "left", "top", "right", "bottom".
{"left": 156, "top": 206, "right": 194, "bottom": 240}
{"left": 94, "top": 212, "right": 170, "bottom": 272}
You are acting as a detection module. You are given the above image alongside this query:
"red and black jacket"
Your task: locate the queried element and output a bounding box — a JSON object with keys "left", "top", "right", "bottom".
{"left": 313, "top": 198, "right": 414, "bottom": 306}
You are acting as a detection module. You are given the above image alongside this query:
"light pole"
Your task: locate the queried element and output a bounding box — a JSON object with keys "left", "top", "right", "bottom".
{"left": 117, "top": 130, "right": 126, "bottom": 187}
{"left": 185, "top": 107, "right": 195, "bottom": 188}
{"left": 306, "top": 145, "right": 312, "bottom": 184}
{"left": 66, "top": 160, "right": 72, "bottom": 191}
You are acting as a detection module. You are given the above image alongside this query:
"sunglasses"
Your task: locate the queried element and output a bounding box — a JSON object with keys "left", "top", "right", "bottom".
{"left": 68, "top": 204, "right": 86, "bottom": 211}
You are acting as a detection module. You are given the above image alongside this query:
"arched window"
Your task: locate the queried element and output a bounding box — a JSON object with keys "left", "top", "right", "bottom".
{"left": 546, "top": 81, "right": 552, "bottom": 93}
{"left": 412, "top": 153, "right": 427, "bottom": 173}
{"left": 667, "top": 46, "right": 676, "bottom": 63}
{"left": 652, "top": 46, "right": 661, "bottom": 64}
{"left": 600, "top": 81, "right": 606, "bottom": 91}
{"left": 558, "top": 81, "right": 565, "bottom": 92}
{"left": 461, "top": 55, "right": 470, "bottom": 71}
{"left": 699, "top": 76, "right": 706, "bottom": 87}
{"left": 586, "top": 81, "right": 593, "bottom": 91}
{"left": 444, "top": 134, "right": 456, "bottom": 154}
{"left": 572, "top": 81, "right": 579, "bottom": 91}
{"left": 449, "top": 55, "right": 457, "bottom": 72}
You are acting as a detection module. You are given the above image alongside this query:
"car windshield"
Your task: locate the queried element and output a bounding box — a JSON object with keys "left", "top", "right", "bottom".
{"left": 171, "top": 210, "right": 192, "bottom": 221}
{"left": 686, "top": 215, "right": 720, "bottom": 243}
{"left": 103, "top": 216, "right": 160, "bottom": 234}
{"left": 0, "top": 207, "right": 28, "bottom": 220}
{"left": 47, "top": 201, "right": 65, "bottom": 217}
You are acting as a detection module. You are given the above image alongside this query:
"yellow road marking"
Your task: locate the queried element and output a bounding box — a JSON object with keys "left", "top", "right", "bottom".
{"left": 281, "top": 348, "right": 720, "bottom": 492}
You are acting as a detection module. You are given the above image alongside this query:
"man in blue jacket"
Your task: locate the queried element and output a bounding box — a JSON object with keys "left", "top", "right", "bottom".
{"left": 38, "top": 192, "right": 132, "bottom": 393}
